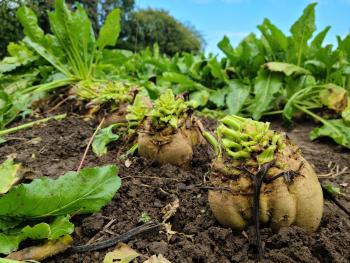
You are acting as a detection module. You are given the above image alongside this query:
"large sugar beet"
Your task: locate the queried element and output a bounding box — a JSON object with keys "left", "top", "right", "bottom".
{"left": 207, "top": 116, "right": 323, "bottom": 232}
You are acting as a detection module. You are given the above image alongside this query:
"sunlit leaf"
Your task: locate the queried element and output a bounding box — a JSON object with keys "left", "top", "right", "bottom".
{"left": 0, "top": 158, "right": 21, "bottom": 195}
{"left": 92, "top": 125, "right": 120, "bottom": 157}
{"left": 0, "top": 165, "right": 121, "bottom": 219}
{"left": 103, "top": 243, "right": 139, "bottom": 263}
{"left": 309, "top": 119, "right": 350, "bottom": 148}
{"left": 0, "top": 216, "right": 73, "bottom": 254}
{"left": 250, "top": 71, "right": 282, "bottom": 120}
{"left": 263, "top": 62, "right": 310, "bottom": 76}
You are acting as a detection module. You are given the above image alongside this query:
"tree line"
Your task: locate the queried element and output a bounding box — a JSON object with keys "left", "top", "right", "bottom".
{"left": 0, "top": 0, "right": 204, "bottom": 57}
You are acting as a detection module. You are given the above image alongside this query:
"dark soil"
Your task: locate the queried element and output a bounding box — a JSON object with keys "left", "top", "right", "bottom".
{"left": 0, "top": 115, "right": 349, "bottom": 263}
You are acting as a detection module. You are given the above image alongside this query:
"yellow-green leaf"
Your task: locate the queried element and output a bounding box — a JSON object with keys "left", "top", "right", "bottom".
{"left": 0, "top": 159, "right": 21, "bottom": 195}
{"left": 103, "top": 243, "right": 139, "bottom": 263}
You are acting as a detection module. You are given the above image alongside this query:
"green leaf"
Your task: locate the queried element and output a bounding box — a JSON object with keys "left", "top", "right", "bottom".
{"left": 0, "top": 158, "right": 21, "bottom": 195}
{"left": 17, "top": 7, "right": 45, "bottom": 45}
{"left": 161, "top": 72, "right": 206, "bottom": 92}
{"left": 257, "top": 18, "right": 288, "bottom": 54}
{"left": 150, "top": 89, "right": 187, "bottom": 128}
{"left": 263, "top": 62, "right": 310, "bottom": 76}
{"left": 217, "top": 36, "right": 236, "bottom": 63}
{"left": 138, "top": 212, "right": 152, "bottom": 224}
{"left": 0, "top": 165, "right": 121, "bottom": 219}
{"left": 48, "top": 0, "right": 95, "bottom": 78}
{"left": 97, "top": 9, "right": 121, "bottom": 50}
{"left": 189, "top": 90, "right": 210, "bottom": 108}
{"left": 209, "top": 88, "right": 229, "bottom": 108}
{"left": 22, "top": 37, "right": 70, "bottom": 77}
{"left": 17, "top": 5, "right": 71, "bottom": 76}
{"left": 250, "top": 71, "right": 283, "bottom": 120}
{"left": 207, "top": 58, "right": 226, "bottom": 82}
{"left": 342, "top": 100, "right": 350, "bottom": 124}
{"left": 311, "top": 26, "right": 331, "bottom": 49}
{"left": 290, "top": 3, "right": 317, "bottom": 65}
{"left": 323, "top": 183, "right": 343, "bottom": 196}
{"left": 0, "top": 43, "right": 37, "bottom": 74}
{"left": 309, "top": 119, "right": 350, "bottom": 148}
{"left": 92, "top": 125, "right": 120, "bottom": 157}
{"left": 226, "top": 80, "right": 250, "bottom": 115}
{"left": 0, "top": 258, "right": 27, "bottom": 263}
{"left": 0, "top": 216, "right": 73, "bottom": 255}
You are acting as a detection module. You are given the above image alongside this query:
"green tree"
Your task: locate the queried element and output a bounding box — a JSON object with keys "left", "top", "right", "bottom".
{"left": 117, "top": 8, "right": 204, "bottom": 55}
{"left": 0, "top": 0, "right": 135, "bottom": 57}
{"left": 0, "top": 0, "right": 53, "bottom": 57}
{"left": 0, "top": 1, "right": 203, "bottom": 57}
{"left": 77, "top": 0, "right": 135, "bottom": 34}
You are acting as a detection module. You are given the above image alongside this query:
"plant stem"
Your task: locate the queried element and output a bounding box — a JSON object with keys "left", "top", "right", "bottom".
{"left": 263, "top": 110, "right": 283, "bottom": 116}
{"left": 294, "top": 104, "right": 327, "bottom": 125}
{"left": 0, "top": 114, "right": 66, "bottom": 136}
{"left": 22, "top": 78, "right": 76, "bottom": 94}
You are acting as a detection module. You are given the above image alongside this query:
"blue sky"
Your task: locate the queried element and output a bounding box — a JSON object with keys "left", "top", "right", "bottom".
{"left": 136, "top": 0, "right": 350, "bottom": 55}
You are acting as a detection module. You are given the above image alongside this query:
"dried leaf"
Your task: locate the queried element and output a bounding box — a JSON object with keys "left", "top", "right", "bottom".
{"left": 319, "top": 84, "right": 348, "bottom": 112}
{"left": 161, "top": 198, "right": 179, "bottom": 223}
{"left": 6, "top": 235, "right": 72, "bottom": 261}
{"left": 103, "top": 243, "right": 139, "bottom": 263}
{"left": 144, "top": 254, "right": 171, "bottom": 263}
{"left": 162, "top": 223, "right": 193, "bottom": 242}
{"left": 124, "top": 159, "right": 132, "bottom": 168}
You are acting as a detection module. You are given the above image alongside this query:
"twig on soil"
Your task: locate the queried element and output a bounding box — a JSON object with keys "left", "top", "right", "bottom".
{"left": 0, "top": 113, "right": 66, "bottom": 136}
{"left": 103, "top": 229, "right": 117, "bottom": 235}
{"left": 77, "top": 117, "right": 105, "bottom": 172}
{"left": 86, "top": 218, "right": 117, "bottom": 245}
{"left": 69, "top": 221, "right": 162, "bottom": 253}
{"left": 47, "top": 96, "right": 71, "bottom": 113}
{"left": 318, "top": 162, "right": 349, "bottom": 179}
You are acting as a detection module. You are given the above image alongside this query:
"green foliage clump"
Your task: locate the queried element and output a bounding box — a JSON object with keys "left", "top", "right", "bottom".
{"left": 150, "top": 89, "right": 187, "bottom": 129}
{"left": 0, "top": 0, "right": 135, "bottom": 58}
{"left": 126, "top": 94, "right": 151, "bottom": 127}
{"left": 217, "top": 115, "right": 283, "bottom": 164}
{"left": 0, "top": 164, "right": 121, "bottom": 254}
{"left": 75, "top": 81, "right": 132, "bottom": 105}
{"left": 118, "top": 8, "right": 203, "bottom": 55}
{"left": 0, "top": 0, "right": 53, "bottom": 58}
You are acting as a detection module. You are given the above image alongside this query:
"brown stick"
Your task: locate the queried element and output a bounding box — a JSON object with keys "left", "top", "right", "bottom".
{"left": 47, "top": 96, "right": 71, "bottom": 113}
{"left": 77, "top": 118, "right": 105, "bottom": 172}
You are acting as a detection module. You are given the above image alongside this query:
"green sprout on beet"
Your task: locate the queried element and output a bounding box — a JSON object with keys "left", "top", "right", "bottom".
{"left": 75, "top": 80, "right": 132, "bottom": 105}
{"left": 126, "top": 94, "right": 152, "bottom": 128}
{"left": 206, "top": 115, "right": 284, "bottom": 164}
{"left": 149, "top": 89, "right": 188, "bottom": 129}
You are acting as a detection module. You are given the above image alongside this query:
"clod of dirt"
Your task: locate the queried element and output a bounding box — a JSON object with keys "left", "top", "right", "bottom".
{"left": 81, "top": 213, "right": 105, "bottom": 237}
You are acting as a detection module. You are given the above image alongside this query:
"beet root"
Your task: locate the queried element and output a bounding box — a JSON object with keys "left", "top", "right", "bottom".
{"left": 208, "top": 139, "right": 323, "bottom": 232}
{"left": 138, "top": 125, "right": 204, "bottom": 166}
